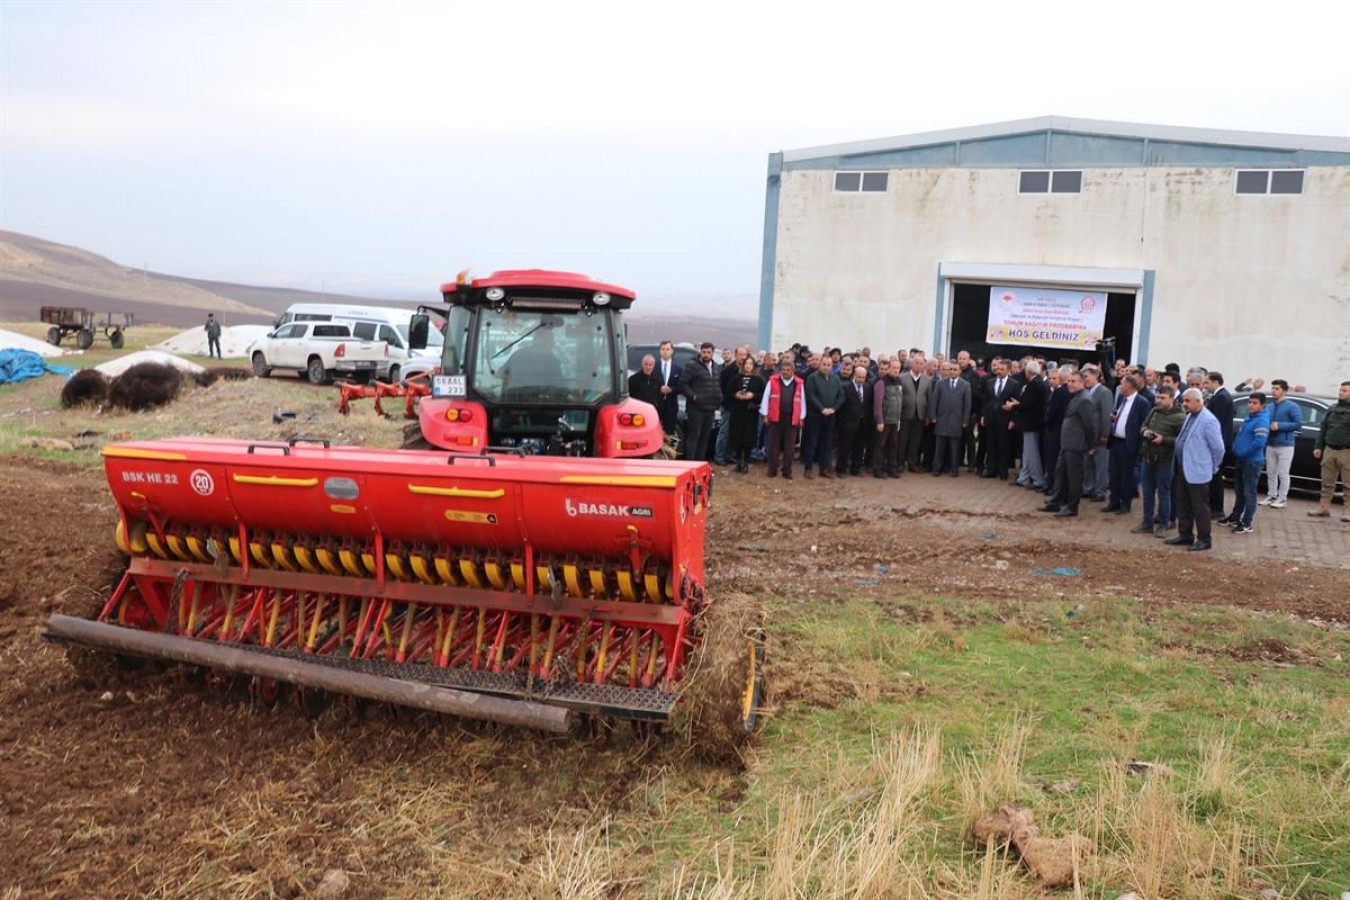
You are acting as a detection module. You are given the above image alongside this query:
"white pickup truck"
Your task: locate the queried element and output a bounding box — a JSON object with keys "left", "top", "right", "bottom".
{"left": 247, "top": 322, "right": 389, "bottom": 385}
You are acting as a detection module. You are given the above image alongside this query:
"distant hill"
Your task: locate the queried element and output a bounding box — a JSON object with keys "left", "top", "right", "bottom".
{"left": 0, "top": 230, "right": 757, "bottom": 346}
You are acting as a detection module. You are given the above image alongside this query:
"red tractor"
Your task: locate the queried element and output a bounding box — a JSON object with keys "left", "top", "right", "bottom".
{"left": 407, "top": 269, "right": 665, "bottom": 457}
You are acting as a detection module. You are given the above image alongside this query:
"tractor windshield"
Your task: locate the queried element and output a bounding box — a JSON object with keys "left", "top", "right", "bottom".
{"left": 472, "top": 307, "right": 615, "bottom": 404}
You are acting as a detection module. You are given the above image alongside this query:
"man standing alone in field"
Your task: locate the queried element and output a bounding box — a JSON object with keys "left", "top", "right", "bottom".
{"left": 204, "top": 313, "right": 223, "bottom": 359}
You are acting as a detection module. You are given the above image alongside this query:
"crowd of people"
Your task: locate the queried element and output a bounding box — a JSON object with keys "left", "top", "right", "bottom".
{"left": 629, "top": 341, "right": 1350, "bottom": 551}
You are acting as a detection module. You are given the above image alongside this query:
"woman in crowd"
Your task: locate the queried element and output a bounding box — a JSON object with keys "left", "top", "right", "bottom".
{"left": 725, "top": 356, "right": 766, "bottom": 472}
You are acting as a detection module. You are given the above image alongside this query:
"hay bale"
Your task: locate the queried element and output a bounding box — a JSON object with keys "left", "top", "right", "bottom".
{"left": 106, "top": 362, "right": 185, "bottom": 411}
{"left": 60, "top": 369, "right": 109, "bottom": 408}
{"left": 193, "top": 366, "right": 252, "bottom": 387}
{"left": 670, "top": 590, "right": 766, "bottom": 764}
{"left": 972, "top": 804, "right": 1034, "bottom": 848}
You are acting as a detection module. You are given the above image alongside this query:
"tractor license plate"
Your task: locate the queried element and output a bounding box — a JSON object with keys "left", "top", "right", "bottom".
{"left": 433, "top": 375, "right": 467, "bottom": 398}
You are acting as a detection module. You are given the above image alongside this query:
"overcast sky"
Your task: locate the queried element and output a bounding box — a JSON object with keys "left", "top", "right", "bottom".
{"left": 3, "top": 0, "right": 1348, "bottom": 317}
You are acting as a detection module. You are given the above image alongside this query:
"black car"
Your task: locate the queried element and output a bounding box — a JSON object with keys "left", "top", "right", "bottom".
{"left": 1226, "top": 391, "right": 1344, "bottom": 499}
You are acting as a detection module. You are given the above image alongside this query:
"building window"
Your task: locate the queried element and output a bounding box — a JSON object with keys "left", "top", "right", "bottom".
{"left": 1019, "top": 170, "right": 1081, "bottom": 193}
{"left": 1236, "top": 169, "right": 1304, "bottom": 195}
{"left": 834, "top": 171, "right": 888, "bottom": 192}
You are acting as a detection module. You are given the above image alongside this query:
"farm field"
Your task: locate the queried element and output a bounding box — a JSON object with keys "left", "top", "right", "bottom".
{"left": 0, "top": 324, "right": 1347, "bottom": 898}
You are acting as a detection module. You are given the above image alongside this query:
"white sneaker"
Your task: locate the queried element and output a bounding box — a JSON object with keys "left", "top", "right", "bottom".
{"left": 1270, "top": 499, "right": 1287, "bottom": 509}
{"left": 1258, "top": 497, "right": 1272, "bottom": 506}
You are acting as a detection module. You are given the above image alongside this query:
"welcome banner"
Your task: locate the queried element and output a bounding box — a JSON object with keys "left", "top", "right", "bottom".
{"left": 985, "top": 285, "right": 1108, "bottom": 350}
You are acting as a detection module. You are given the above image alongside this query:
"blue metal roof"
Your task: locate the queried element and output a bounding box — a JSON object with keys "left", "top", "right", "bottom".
{"left": 779, "top": 116, "right": 1350, "bottom": 170}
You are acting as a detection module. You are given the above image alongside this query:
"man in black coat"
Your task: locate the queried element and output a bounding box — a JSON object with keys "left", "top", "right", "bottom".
{"left": 982, "top": 358, "right": 1018, "bottom": 479}
{"left": 835, "top": 364, "right": 872, "bottom": 476}
{"left": 1041, "top": 369, "right": 1070, "bottom": 495}
{"left": 627, "top": 354, "right": 662, "bottom": 407}
{"left": 1205, "top": 371, "right": 1236, "bottom": 516}
{"left": 1039, "top": 366, "right": 1098, "bottom": 517}
{"left": 956, "top": 350, "right": 984, "bottom": 470}
{"left": 678, "top": 342, "right": 721, "bottom": 462}
{"left": 1013, "top": 361, "right": 1049, "bottom": 490}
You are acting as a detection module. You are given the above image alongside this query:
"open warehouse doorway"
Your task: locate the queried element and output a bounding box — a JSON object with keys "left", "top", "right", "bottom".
{"left": 946, "top": 281, "right": 1138, "bottom": 367}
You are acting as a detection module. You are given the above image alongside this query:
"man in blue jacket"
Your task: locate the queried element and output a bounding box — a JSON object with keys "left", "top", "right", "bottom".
{"left": 1260, "top": 379, "right": 1302, "bottom": 509}
{"left": 1163, "top": 388, "right": 1227, "bottom": 551}
{"left": 1227, "top": 393, "right": 1271, "bottom": 534}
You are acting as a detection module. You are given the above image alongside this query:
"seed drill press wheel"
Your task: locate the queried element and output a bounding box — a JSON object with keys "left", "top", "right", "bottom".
{"left": 671, "top": 591, "right": 767, "bottom": 763}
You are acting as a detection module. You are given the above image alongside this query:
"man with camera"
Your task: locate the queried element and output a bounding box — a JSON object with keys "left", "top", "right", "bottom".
{"left": 1132, "top": 385, "right": 1185, "bottom": 537}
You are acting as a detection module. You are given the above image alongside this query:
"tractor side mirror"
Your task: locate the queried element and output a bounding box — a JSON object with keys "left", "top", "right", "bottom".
{"left": 409, "top": 314, "right": 430, "bottom": 350}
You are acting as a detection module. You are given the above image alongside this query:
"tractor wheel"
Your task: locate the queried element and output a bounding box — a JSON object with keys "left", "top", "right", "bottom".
{"left": 47, "top": 327, "right": 62, "bottom": 346}
{"left": 306, "top": 357, "right": 329, "bottom": 385}
{"left": 251, "top": 352, "right": 272, "bottom": 378}
{"left": 671, "top": 591, "right": 767, "bottom": 764}
{"left": 109, "top": 329, "right": 125, "bottom": 349}
{"left": 76, "top": 328, "right": 95, "bottom": 350}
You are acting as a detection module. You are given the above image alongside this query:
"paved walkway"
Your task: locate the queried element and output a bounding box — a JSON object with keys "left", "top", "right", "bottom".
{"left": 790, "top": 468, "right": 1350, "bottom": 570}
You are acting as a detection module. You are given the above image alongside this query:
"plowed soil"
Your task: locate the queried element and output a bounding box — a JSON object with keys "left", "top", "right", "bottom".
{"left": 1, "top": 457, "right": 1346, "bottom": 897}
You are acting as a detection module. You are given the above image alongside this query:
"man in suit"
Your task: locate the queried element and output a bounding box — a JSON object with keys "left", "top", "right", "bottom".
{"left": 1080, "top": 365, "right": 1114, "bottom": 500}
{"left": 1038, "top": 366, "right": 1098, "bottom": 517}
{"left": 982, "top": 358, "right": 1018, "bottom": 479}
{"left": 1012, "top": 361, "right": 1049, "bottom": 490}
{"left": 897, "top": 354, "right": 932, "bottom": 473}
{"left": 929, "top": 361, "right": 971, "bottom": 477}
{"left": 1204, "top": 371, "right": 1236, "bottom": 517}
{"left": 1040, "top": 367, "right": 1069, "bottom": 496}
{"left": 835, "top": 364, "right": 872, "bottom": 476}
{"left": 1104, "top": 374, "right": 1153, "bottom": 514}
{"left": 655, "top": 341, "right": 681, "bottom": 436}
{"left": 956, "top": 350, "right": 984, "bottom": 471}
{"left": 1164, "top": 387, "right": 1227, "bottom": 551}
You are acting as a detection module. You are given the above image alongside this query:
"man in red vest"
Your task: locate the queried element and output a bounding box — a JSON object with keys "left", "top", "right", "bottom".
{"left": 759, "top": 358, "right": 807, "bottom": 479}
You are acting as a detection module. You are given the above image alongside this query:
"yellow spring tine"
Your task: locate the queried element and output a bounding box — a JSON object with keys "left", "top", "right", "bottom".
{"left": 272, "top": 542, "right": 297, "bottom": 572}
{"left": 460, "top": 559, "right": 484, "bottom": 590}
{"left": 361, "top": 552, "right": 378, "bottom": 577}
{"left": 386, "top": 554, "right": 409, "bottom": 581}
{"left": 564, "top": 564, "right": 583, "bottom": 598}
{"left": 644, "top": 572, "right": 663, "bottom": 603}
{"left": 435, "top": 556, "right": 459, "bottom": 586}
{"left": 485, "top": 561, "right": 509, "bottom": 590}
{"left": 588, "top": 568, "right": 608, "bottom": 597}
{"left": 340, "top": 549, "right": 364, "bottom": 578}
{"left": 617, "top": 571, "right": 637, "bottom": 602}
{"left": 295, "top": 545, "right": 321, "bottom": 574}
{"left": 250, "top": 541, "right": 271, "bottom": 568}
{"left": 317, "top": 547, "right": 342, "bottom": 576}
{"left": 114, "top": 521, "right": 129, "bottom": 554}
{"left": 166, "top": 534, "right": 192, "bottom": 561}
{"left": 535, "top": 566, "right": 552, "bottom": 591}
{"left": 227, "top": 535, "right": 243, "bottom": 564}
{"left": 145, "top": 532, "right": 168, "bottom": 559}
{"left": 186, "top": 535, "right": 212, "bottom": 563}
{"left": 411, "top": 554, "right": 435, "bottom": 584}
{"left": 265, "top": 591, "right": 282, "bottom": 646}
{"left": 511, "top": 562, "right": 526, "bottom": 589}
{"left": 128, "top": 522, "right": 148, "bottom": 554}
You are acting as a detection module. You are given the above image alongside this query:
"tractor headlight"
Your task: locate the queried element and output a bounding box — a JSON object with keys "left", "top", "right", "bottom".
{"left": 592, "top": 292, "right": 611, "bottom": 306}
{"left": 485, "top": 287, "right": 505, "bottom": 302}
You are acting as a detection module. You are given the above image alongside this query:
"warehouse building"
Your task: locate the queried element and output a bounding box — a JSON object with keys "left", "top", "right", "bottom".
{"left": 759, "top": 116, "right": 1350, "bottom": 391}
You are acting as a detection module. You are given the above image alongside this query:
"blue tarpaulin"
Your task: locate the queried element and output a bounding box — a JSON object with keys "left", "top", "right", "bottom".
{"left": 0, "top": 348, "right": 74, "bottom": 384}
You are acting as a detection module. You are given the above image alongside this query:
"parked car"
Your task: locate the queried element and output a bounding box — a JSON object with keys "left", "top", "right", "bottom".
{"left": 1225, "top": 391, "right": 1344, "bottom": 499}
{"left": 247, "top": 322, "right": 387, "bottom": 385}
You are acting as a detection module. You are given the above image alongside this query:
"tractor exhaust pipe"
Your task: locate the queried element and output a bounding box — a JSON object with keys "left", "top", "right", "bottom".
{"left": 45, "top": 615, "right": 572, "bottom": 734}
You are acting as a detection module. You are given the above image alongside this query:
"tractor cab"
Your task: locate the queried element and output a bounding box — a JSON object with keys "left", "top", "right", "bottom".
{"left": 410, "top": 270, "right": 664, "bottom": 457}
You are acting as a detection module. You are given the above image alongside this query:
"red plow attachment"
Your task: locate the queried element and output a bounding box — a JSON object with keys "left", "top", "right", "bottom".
{"left": 49, "top": 437, "right": 727, "bottom": 731}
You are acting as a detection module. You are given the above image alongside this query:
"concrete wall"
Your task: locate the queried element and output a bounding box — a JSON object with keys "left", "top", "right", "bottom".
{"left": 770, "top": 165, "right": 1350, "bottom": 392}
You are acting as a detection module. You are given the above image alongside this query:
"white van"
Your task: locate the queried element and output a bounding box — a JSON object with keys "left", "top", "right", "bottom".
{"left": 274, "top": 303, "right": 444, "bottom": 380}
